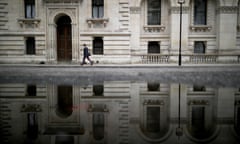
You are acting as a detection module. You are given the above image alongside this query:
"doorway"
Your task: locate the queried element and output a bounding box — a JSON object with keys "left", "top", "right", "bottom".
{"left": 57, "top": 15, "right": 72, "bottom": 62}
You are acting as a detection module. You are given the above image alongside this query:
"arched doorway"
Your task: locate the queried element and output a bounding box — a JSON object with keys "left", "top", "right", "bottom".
{"left": 56, "top": 15, "right": 72, "bottom": 62}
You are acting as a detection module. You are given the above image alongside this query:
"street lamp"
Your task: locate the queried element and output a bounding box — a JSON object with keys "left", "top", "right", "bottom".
{"left": 178, "top": 0, "right": 185, "bottom": 66}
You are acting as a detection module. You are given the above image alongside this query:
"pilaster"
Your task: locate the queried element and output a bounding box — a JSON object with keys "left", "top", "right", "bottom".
{"left": 217, "top": 4, "right": 238, "bottom": 54}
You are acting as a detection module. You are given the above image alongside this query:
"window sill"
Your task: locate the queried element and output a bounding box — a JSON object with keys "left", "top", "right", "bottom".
{"left": 190, "top": 25, "right": 212, "bottom": 32}
{"left": 86, "top": 18, "right": 109, "bottom": 28}
{"left": 18, "top": 18, "right": 41, "bottom": 28}
{"left": 143, "top": 25, "right": 165, "bottom": 33}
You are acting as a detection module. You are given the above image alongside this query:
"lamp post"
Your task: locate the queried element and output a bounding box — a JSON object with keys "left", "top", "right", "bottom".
{"left": 178, "top": 0, "right": 185, "bottom": 66}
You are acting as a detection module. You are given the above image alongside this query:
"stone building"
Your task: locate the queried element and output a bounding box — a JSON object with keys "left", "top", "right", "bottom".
{"left": 0, "top": 82, "right": 240, "bottom": 143}
{"left": 0, "top": 0, "right": 239, "bottom": 64}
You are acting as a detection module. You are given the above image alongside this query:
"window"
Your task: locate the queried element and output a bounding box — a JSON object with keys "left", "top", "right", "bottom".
{"left": 191, "top": 107, "right": 205, "bottom": 136}
{"left": 26, "top": 37, "right": 35, "bottom": 55}
{"left": 147, "top": 107, "right": 160, "bottom": 132}
{"left": 26, "top": 85, "right": 36, "bottom": 96}
{"left": 194, "top": 41, "right": 205, "bottom": 54}
{"left": 147, "top": 0, "right": 161, "bottom": 25}
{"left": 194, "top": 0, "right": 207, "bottom": 25}
{"left": 193, "top": 85, "right": 206, "bottom": 91}
{"left": 148, "top": 83, "right": 160, "bottom": 91}
{"left": 93, "top": 113, "right": 104, "bottom": 140}
{"left": 27, "top": 113, "right": 38, "bottom": 140}
{"left": 93, "top": 37, "right": 103, "bottom": 55}
{"left": 148, "top": 42, "right": 160, "bottom": 54}
{"left": 57, "top": 86, "right": 73, "bottom": 117}
{"left": 235, "top": 107, "right": 240, "bottom": 135}
{"left": 25, "top": 0, "right": 35, "bottom": 19}
{"left": 92, "top": 0, "right": 104, "bottom": 18}
{"left": 93, "top": 85, "right": 104, "bottom": 96}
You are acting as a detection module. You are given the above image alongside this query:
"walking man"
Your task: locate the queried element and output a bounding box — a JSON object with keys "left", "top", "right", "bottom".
{"left": 81, "top": 44, "right": 93, "bottom": 65}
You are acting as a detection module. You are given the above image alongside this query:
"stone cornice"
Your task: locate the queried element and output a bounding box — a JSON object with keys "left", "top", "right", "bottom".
{"left": 170, "top": 6, "right": 189, "bottom": 14}
{"left": 217, "top": 6, "right": 238, "bottom": 14}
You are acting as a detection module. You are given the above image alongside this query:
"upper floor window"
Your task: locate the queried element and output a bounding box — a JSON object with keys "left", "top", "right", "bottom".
{"left": 26, "top": 37, "right": 36, "bottom": 55}
{"left": 92, "top": 0, "right": 104, "bottom": 18}
{"left": 148, "top": 42, "right": 160, "bottom": 54}
{"left": 194, "top": 41, "right": 205, "bottom": 54}
{"left": 147, "top": 0, "right": 161, "bottom": 25}
{"left": 194, "top": 0, "right": 207, "bottom": 25}
{"left": 93, "top": 37, "right": 104, "bottom": 55}
{"left": 25, "top": 0, "right": 35, "bottom": 19}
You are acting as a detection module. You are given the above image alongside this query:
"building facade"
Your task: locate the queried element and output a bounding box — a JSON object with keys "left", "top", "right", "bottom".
{"left": 0, "top": 82, "right": 240, "bottom": 143}
{"left": 0, "top": 0, "right": 239, "bottom": 64}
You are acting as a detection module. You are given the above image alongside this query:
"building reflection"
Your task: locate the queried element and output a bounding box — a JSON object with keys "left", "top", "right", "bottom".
{"left": 0, "top": 82, "right": 240, "bottom": 144}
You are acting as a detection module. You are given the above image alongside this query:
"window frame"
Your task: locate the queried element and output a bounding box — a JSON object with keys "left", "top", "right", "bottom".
{"left": 92, "top": 0, "right": 104, "bottom": 18}
{"left": 146, "top": 0, "right": 161, "bottom": 25}
{"left": 93, "top": 37, "right": 104, "bottom": 55}
{"left": 193, "top": 0, "right": 207, "bottom": 25}
{"left": 26, "top": 37, "right": 36, "bottom": 55}
{"left": 24, "top": 0, "right": 35, "bottom": 19}
{"left": 148, "top": 41, "right": 160, "bottom": 54}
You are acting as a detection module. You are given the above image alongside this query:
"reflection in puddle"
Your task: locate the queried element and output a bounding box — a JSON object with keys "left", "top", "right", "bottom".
{"left": 0, "top": 82, "right": 240, "bottom": 144}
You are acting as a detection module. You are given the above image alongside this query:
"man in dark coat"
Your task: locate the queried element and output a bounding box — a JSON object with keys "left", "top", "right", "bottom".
{"left": 81, "top": 44, "right": 93, "bottom": 65}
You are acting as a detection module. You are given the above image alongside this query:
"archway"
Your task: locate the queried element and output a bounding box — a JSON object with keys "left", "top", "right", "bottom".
{"left": 56, "top": 15, "right": 72, "bottom": 62}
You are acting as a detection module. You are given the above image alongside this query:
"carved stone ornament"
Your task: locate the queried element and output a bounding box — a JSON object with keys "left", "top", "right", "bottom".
{"left": 143, "top": 99, "right": 164, "bottom": 105}
{"left": 18, "top": 18, "right": 41, "bottom": 28}
{"left": 86, "top": 18, "right": 109, "bottom": 28}
{"left": 143, "top": 25, "right": 166, "bottom": 33}
{"left": 188, "top": 100, "right": 209, "bottom": 105}
{"left": 217, "top": 6, "right": 238, "bottom": 14}
{"left": 190, "top": 25, "right": 212, "bottom": 32}
{"left": 21, "top": 104, "right": 42, "bottom": 112}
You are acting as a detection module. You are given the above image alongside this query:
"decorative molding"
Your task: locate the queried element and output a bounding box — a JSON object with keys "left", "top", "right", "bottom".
{"left": 189, "top": 25, "right": 212, "bottom": 32}
{"left": 18, "top": 18, "right": 41, "bottom": 28}
{"left": 170, "top": 6, "right": 189, "bottom": 14}
{"left": 21, "top": 104, "right": 42, "bottom": 112}
{"left": 143, "top": 99, "right": 164, "bottom": 105}
{"left": 217, "top": 6, "right": 238, "bottom": 14}
{"left": 143, "top": 25, "right": 166, "bottom": 33}
{"left": 188, "top": 100, "right": 209, "bottom": 105}
{"left": 86, "top": 18, "right": 109, "bottom": 28}
{"left": 130, "top": 7, "right": 141, "bottom": 14}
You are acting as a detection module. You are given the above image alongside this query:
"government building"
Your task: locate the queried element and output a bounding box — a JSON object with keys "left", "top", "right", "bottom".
{"left": 0, "top": 0, "right": 239, "bottom": 64}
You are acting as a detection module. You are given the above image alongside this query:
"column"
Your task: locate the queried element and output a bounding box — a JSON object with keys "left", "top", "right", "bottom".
{"left": 47, "top": 23, "right": 57, "bottom": 63}
{"left": 129, "top": 7, "right": 141, "bottom": 63}
{"left": 170, "top": 4, "right": 189, "bottom": 63}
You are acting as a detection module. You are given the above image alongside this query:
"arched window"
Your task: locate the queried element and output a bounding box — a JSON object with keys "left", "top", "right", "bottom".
{"left": 148, "top": 42, "right": 160, "bottom": 54}
{"left": 148, "top": 83, "right": 160, "bottom": 91}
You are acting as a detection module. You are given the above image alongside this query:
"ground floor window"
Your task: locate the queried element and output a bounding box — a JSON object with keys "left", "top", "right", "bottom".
{"left": 26, "top": 37, "right": 36, "bottom": 55}
{"left": 148, "top": 42, "right": 160, "bottom": 54}
{"left": 93, "top": 37, "right": 103, "bottom": 55}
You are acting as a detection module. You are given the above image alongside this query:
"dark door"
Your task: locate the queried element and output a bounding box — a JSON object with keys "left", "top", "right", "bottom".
{"left": 57, "top": 16, "right": 72, "bottom": 61}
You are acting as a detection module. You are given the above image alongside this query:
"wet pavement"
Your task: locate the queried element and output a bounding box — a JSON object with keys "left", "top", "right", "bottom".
{"left": 0, "top": 65, "right": 240, "bottom": 87}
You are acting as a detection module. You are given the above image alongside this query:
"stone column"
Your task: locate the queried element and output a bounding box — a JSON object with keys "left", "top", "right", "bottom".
{"left": 169, "top": 4, "right": 189, "bottom": 63}
{"left": 72, "top": 23, "right": 79, "bottom": 63}
{"left": 129, "top": 7, "right": 141, "bottom": 63}
{"left": 217, "top": 2, "right": 238, "bottom": 56}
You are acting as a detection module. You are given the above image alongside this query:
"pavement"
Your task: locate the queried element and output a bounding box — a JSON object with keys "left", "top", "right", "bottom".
{"left": 0, "top": 64, "right": 240, "bottom": 87}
